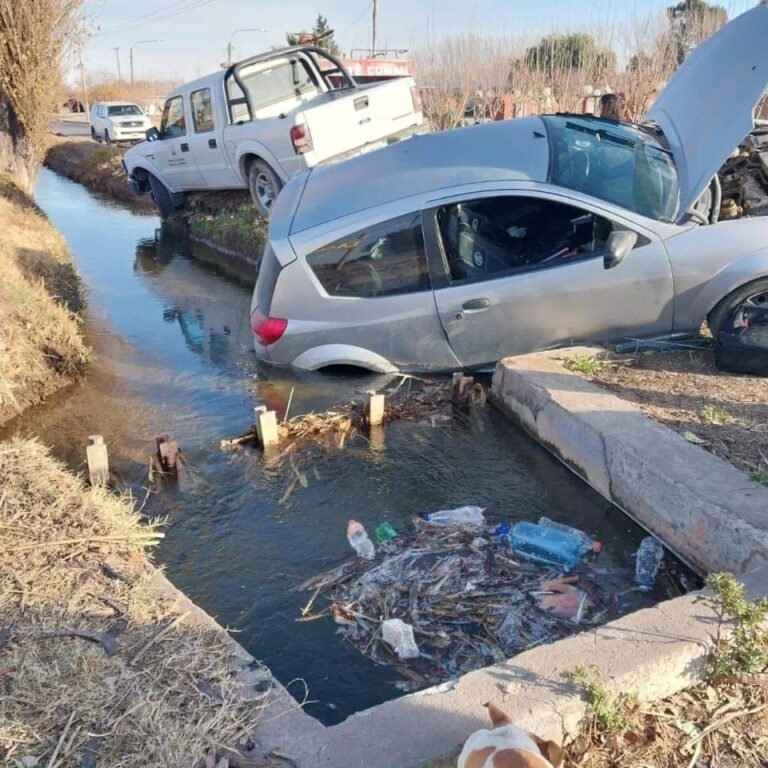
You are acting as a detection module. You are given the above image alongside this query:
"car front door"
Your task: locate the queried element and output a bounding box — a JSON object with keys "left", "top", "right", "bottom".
{"left": 153, "top": 95, "right": 206, "bottom": 191}
{"left": 425, "top": 190, "right": 674, "bottom": 368}
{"left": 188, "top": 87, "right": 238, "bottom": 187}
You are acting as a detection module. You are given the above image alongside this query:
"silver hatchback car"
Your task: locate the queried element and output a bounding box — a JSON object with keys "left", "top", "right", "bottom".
{"left": 251, "top": 6, "right": 768, "bottom": 373}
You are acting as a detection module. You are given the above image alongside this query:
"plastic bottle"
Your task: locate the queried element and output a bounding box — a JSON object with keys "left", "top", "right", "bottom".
{"left": 509, "top": 521, "right": 583, "bottom": 571}
{"left": 539, "top": 517, "right": 601, "bottom": 555}
{"left": 424, "top": 506, "right": 485, "bottom": 527}
{"left": 347, "top": 519, "right": 375, "bottom": 560}
{"left": 635, "top": 536, "right": 664, "bottom": 591}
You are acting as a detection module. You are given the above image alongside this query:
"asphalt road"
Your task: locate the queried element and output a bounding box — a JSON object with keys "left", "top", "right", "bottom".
{"left": 51, "top": 117, "right": 91, "bottom": 137}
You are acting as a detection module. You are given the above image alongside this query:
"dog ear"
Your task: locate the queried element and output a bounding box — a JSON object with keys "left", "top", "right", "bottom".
{"left": 484, "top": 701, "right": 511, "bottom": 727}
{"left": 528, "top": 734, "right": 565, "bottom": 768}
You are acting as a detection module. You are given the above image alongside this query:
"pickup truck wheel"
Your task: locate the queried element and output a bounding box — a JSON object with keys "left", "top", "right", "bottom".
{"left": 90, "top": 127, "right": 98, "bottom": 142}
{"left": 104, "top": 130, "right": 112, "bottom": 145}
{"left": 248, "top": 160, "right": 283, "bottom": 218}
{"left": 148, "top": 173, "right": 177, "bottom": 219}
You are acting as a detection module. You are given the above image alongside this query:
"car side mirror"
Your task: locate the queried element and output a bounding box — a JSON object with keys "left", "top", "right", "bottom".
{"left": 145, "top": 126, "right": 161, "bottom": 142}
{"left": 603, "top": 230, "right": 638, "bottom": 270}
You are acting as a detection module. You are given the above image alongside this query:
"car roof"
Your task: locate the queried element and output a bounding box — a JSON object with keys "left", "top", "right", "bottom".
{"left": 290, "top": 116, "right": 551, "bottom": 234}
{"left": 95, "top": 101, "right": 142, "bottom": 107}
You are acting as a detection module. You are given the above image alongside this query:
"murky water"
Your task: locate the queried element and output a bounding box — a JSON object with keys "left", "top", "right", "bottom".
{"left": 6, "top": 169, "right": 692, "bottom": 725}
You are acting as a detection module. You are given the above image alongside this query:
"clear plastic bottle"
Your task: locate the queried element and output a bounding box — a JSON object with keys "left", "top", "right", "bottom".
{"left": 347, "top": 519, "right": 375, "bottom": 560}
{"left": 509, "top": 521, "right": 583, "bottom": 571}
{"left": 424, "top": 506, "right": 485, "bottom": 527}
{"left": 539, "top": 517, "right": 601, "bottom": 555}
{"left": 635, "top": 536, "right": 664, "bottom": 591}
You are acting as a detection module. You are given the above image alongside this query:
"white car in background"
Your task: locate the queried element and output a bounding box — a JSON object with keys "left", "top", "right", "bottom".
{"left": 90, "top": 102, "right": 153, "bottom": 144}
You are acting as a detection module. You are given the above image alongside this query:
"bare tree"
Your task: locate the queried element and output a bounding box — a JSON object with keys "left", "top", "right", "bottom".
{"left": 0, "top": 0, "right": 86, "bottom": 190}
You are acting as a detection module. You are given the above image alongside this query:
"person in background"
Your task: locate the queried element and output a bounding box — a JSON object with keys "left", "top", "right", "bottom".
{"left": 599, "top": 92, "right": 624, "bottom": 121}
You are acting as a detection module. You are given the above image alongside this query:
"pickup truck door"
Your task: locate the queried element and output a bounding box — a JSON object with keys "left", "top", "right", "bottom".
{"left": 425, "top": 190, "right": 674, "bottom": 368}
{"left": 187, "top": 87, "right": 239, "bottom": 188}
{"left": 153, "top": 95, "right": 206, "bottom": 191}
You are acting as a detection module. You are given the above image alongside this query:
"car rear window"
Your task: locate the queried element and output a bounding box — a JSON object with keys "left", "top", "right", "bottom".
{"left": 255, "top": 243, "right": 282, "bottom": 315}
{"left": 306, "top": 213, "right": 431, "bottom": 298}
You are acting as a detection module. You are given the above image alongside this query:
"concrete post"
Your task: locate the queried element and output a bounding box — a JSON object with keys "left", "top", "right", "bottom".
{"left": 86, "top": 435, "right": 109, "bottom": 487}
{"left": 256, "top": 408, "right": 279, "bottom": 448}
{"left": 155, "top": 435, "right": 180, "bottom": 472}
{"left": 366, "top": 391, "right": 385, "bottom": 426}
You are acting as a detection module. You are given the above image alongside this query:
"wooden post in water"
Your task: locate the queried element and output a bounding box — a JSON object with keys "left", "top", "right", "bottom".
{"left": 86, "top": 435, "right": 109, "bottom": 486}
{"left": 155, "top": 435, "right": 180, "bottom": 472}
{"left": 366, "top": 391, "right": 385, "bottom": 426}
{"left": 452, "top": 373, "right": 474, "bottom": 405}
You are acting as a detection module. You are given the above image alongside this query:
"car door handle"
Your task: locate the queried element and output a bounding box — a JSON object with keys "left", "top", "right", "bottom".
{"left": 180, "top": 142, "right": 189, "bottom": 152}
{"left": 462, "top": 298, "right": 491, "bottom": 312}
{"left": 208, "top": 138, "right": 217, "bottom": 148}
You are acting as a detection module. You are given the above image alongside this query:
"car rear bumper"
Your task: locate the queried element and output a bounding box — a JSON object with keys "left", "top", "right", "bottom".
{"left": 316, "top": 121, "right": 431, "bottom": 167}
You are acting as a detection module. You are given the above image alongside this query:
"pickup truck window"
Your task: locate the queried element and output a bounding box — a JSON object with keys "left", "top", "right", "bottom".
{"left": 191, "top": 88, "right": 214, "bottom": 133}
{"left": 240, "top": 58, "right": 318, "bottom": 111}
{"left": 161, "top": 95, "right": 186, "bottom": 138}
{"left": 307, "top": 213, "right": 431, "bottom": 298}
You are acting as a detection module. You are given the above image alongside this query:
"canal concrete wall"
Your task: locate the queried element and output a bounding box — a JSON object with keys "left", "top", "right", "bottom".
{"left": 490, "top": 348, "right": 768, "bottom": 576}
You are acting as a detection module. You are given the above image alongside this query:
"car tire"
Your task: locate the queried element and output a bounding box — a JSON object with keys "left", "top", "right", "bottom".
{"left": 90, "top": 126, "right": 98, "bottom": 142}
{"left": 710, "top": 277, "right": 768, "bottom": 375}
{"left": 104, "top": 130, "right": 112, "bottom": 145}
{"left": 247, "top": 159, "right": 283, "bottom": 218}
{"left": 148, "top": 173, "right": 179, "bottom": 219}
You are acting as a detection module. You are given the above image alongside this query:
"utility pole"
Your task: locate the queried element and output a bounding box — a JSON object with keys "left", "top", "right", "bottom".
{"left": 226, "top": 28, "right": 269, "bottom": 66}
{"left": 371, "top": 0, "right": 378, "bottom": 57}
{"left": 77, "top": 48, "right": 89, "bottom": 114}
{"left": 113, "top": 47, "right": 122, "bottom": 81}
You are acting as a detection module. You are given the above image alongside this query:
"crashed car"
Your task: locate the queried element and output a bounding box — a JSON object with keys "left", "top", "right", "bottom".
{"left": 250, "top": 6, "right": 768, "bottom": 373}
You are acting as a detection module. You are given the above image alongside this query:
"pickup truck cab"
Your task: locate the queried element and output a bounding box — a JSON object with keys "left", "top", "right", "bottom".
{"left": 124, "top": 45, "right": 426, "bottom": 217}
{"left": 90, "top": 101, "right": 154, "bottom": 144}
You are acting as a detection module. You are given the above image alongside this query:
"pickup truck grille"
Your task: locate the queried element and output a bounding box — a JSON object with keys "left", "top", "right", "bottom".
{"left": 122, "top": 121, "right": 143, "bottom": 127}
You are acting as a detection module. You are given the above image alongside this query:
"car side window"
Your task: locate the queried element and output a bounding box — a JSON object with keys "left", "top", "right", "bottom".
{"left": 161, "top": 96, "right": 186, "bottom": 138}
{"left": 435, "top": 196, "right": 615, "bottom": 285}
{"left": 307, "top": 213, "right": 431, "bottom": 298}
{"left": 191, "top": 88, "right": 214, "bottom": 133}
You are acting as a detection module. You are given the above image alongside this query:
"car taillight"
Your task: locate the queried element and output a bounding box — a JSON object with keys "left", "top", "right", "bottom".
{"left": 290, "top": 124, "right": 313, "bottom": 155}
{"left": 251, "top": 308, "right": 288, "bottom": 346}
{"left": 410, "top": 85, "right": 423, "bottom": 114}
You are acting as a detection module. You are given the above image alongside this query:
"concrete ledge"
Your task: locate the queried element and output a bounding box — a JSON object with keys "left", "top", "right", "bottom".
{"left": 491, "top": 349, "right": 768, "bottom": 575}
{"left": 260, "top": 566, "right": 768, "bottom": 767}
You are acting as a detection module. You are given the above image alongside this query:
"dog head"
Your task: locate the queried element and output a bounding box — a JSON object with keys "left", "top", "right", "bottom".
{"left": 457, "top": 703, "right": 565, "bottom": 768}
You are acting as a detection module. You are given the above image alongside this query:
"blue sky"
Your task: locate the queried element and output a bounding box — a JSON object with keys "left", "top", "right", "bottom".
{"left": 80, "top": 0, "right": 758, "bottom": 83}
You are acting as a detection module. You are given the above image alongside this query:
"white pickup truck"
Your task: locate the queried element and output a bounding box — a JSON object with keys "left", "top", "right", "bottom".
{"left": 124, "top": 45, "right": 426, "bottom": 217}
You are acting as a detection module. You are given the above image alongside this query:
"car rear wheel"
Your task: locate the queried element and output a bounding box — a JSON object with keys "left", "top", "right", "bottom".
{"left": 247, "top": 159, "right": 283, "bottom": 218}
{"left": 709, "top": 277, "right": 768, "bottom": 374}
{"left": 104, "top": 130, "right": 112, "bottom": 145}
{"left": 90, "top": 126, "right": 98, "bottom": 142}
{"left": 148, "top": 173, "right": 178, "bottom": 219}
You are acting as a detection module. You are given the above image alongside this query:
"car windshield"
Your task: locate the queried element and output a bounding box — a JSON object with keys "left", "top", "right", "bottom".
{"left": 543, "top": 116, "right": 680, "bottom": 222}
{"left": 108, "top": 104, "right": 142, "bottom": 117}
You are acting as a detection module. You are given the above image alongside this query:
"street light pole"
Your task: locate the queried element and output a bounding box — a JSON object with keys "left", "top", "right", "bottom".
{"left": 113, "top": 47, "right": 122, "bottom": 81}
{"left": 129, "top": 39, "right": 159, "bottom": 83}
{"left": 226, "top": 27, "right": 269, "bottom": 66}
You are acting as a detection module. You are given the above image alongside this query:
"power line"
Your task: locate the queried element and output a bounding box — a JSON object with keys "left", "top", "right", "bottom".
{"left": 98, "top": 0, "right": 218, "bottom": 37}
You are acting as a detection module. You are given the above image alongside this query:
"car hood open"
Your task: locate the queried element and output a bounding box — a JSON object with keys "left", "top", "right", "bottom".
{"left": 643, "top": 4, "right": 768, "bottom": 221}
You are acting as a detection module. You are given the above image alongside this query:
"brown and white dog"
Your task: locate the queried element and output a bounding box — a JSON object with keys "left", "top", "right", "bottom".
{"left": 457, "top": 703, "right": 565, "bottom": 768}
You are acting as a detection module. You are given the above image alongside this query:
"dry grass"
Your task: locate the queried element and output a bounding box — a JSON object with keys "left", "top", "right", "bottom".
{"left": 44, "top": 139, "right": 154, "bottom": 211}
{"left": 562, "top": 349, "right": 768, "bottom": 476}
{"left": 0, "top": 176, "right": 88, "bottom": 425}
{"left": 0, "top": 438, "right": 272, "bottom": 767}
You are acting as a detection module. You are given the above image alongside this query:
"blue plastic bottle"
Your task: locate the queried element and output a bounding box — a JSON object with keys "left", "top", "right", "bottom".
{"left": 509, "top": 521, "right": 583, "bottom": 571}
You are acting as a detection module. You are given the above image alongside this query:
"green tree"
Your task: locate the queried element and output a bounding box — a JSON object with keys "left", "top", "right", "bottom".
{"left": 286, "top": 14, "right": 341, "bottom": 56}
{"left": 523, "top": 33, "right": 616, "bottom": 79}
{"left": 667, "top": 0, "right": 727, "bottom": 64}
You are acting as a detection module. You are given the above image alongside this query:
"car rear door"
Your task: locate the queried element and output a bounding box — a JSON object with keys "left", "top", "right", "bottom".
{"left": 424, "top": 189, "right": 674, "bottom": 368}
{"left": 153, "top": 94, "right": 206, "bottom": 191}
{"left": 187, "top": 87, "right": 239, "bottom": 187}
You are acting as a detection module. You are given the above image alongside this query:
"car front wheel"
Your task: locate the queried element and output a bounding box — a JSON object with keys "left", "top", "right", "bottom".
{"left": 709, "top": 277, "right": 768, "bottom": 374}
{"left": 104, "top": 130, "right": 112, "bottom": 145}
{"left": 148, "top": 173, "right": 178, "bottom": 219}
{"left": 248, "top": 159, "right": 283, "bottom": 218}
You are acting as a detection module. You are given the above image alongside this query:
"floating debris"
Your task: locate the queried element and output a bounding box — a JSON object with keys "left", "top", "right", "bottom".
{"left": 296, "top": 517, "right": 614, "bottom": 690}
